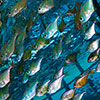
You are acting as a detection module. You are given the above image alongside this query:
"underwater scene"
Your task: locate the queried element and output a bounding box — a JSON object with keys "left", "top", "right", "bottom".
{"left": 0, "top": 0, "right": 100, "bottom": 100}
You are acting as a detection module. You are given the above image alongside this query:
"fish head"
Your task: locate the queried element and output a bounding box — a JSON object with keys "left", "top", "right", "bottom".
{"left": 34, "top": 37, "right": 44, "bottom": 50}
{"left": 9, "top": 6, "right": 19, "bottom": 17}
{"left": 0, "top": 81, "right": 5, "bottom": 88}
{"left": 38, "top": 3, "right": 48, "bottom": 14}
{"left": 34, "top": 42, "right": 44, "bottom": 50}
{"left": 36, "top": 88, "right": 44, "bottom": 97}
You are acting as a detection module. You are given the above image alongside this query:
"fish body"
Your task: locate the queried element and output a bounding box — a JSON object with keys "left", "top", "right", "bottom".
{"left": 59, "top": 18, "right": 66, "bottom": 32}
{"left": 34, "top": 36, "right": 49, "bottom": 50}
{"left": 9, "top": 0, "right": 27, "bottom": 17}
{"left": 61, "top": 89, "right": 75, "bottom": 100}
{"left": 73, "top": 92, "right": 85, "bottom": 100}
{"left": 26, "top": 10, "right": 34, "bottom": 32}
{"left": 26, "top": 58, "right": 43, "bottom": 76}
{"left": 79, "top": 0, "right": 94, "bottom": 23}
{"left": 53, "top": 38, "right": 63, "bottom": 59}
{"left": 36, "top": 80, "right": 50, "bottom": 96}
{"left": 0, "top": 66, "right": 12, "bottom": 88}
{"left": 0, "top": 84, "right": 10, "bottom": 100}
{"left": 74, "top": 74, "right": 89, "bottom": 88}
{"left": 84, "top": 22, "right": 96, "bottom": 40}
{"left": 88, "top": 48, "right": 100, "bottom": 62}
{"left": 15, "top": 32, "right": 25, "bottom": 61}
{"left": 23, "top": 46, "right": 32, "bottom": 61}
{"left": 0, "top": 34, "right": 18, "bottom": 61}
{"left": 87, "top": 38, "right": 100, "bottom": 52}
{"left": 54, "top": 66, "right": 64, "bottom": 79}
{"left": 22, "top": 81, "right": 38, "bottom": 100}
{"left": 80, "top": 69, "right": 94, "bottom": 77}
{"left": 48, "top": 75, "right": 64, "bottom": 94}
{"left": 22, "top": 72, "right": 29, "bottom": 84}
{"left": 96, "top": 62, "right": 100, "bottom": 72}
{"left": 65, "top": 53, "right": 77, "bottom": 63}
{"left": 44, "top": 16, "right": 59, "bottom": 39}
{"left": 38, "top": 0, "right": 54, "bottom": 14}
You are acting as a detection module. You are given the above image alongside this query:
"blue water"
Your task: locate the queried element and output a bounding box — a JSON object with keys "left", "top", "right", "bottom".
{"left": 0, "top": 0, "right": 100, "bottom": 100}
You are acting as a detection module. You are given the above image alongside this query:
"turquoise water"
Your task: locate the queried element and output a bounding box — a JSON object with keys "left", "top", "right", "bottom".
{"left": 0, "top": 0, "right": 100, "bottom": 100}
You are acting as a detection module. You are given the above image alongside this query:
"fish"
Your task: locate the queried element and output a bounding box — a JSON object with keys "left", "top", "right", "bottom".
{"left": 66, "top": 1, "right": 82, "bottom": 30}
{"left": 0, "top": 63, "right": 14, "bottom": 88}
{"left": 74, "top": 74, "right": 89, "bottom": 88}
{"left": 22, "top": 81, "right": 38, "bottom": 100}
{"left": 52, "top": 36, "right": 63, "bottom": 59}
{"left": 38, "top": 0, "right": 54, "bottom": 14}
{"left": 23, "top": 45, "right": 33, "bottom": 61}
{"left": 96, "top": 62, "right": 100, "bottom": 72}
{"left": 44, "top": 16, "right": 59, "bottom": 39}
{"left": 88, "top": 48, "right": 100, "bottom": 63}
{"left": 36, "top": 80, "right": 50, "bottom": 96}
{"left": 61, "top": 89, "right": 75, "bottom": 100}
{"left": 54, "top": 66, "right": 64, "bottom": 79}
{"left": 48, "top": 74, "right": 64, "bottom": 94}
{"left": 16, "top": 57, "right": 24, "bottom": 75}
{"left": 26, "top": 57, "right": 43, "bottom": 76}
{"left": 26, "top": 10, "right": 34, "bottom": 32}
{"left": 34, "top": 35, "right": 49, "bottom": 50}
{"left": 0, "top": 33, "right": 18, "bottom": 62}
{"left": 15, "top": 27, "right": 28, "bottom": 61}
{"left": 80, "top": 69, "right": 95, "bottom": 77}
{"left": 66, "top": 1, "right": 81, "bottom": 15}
{"left": 74, "top": 9, "right": 82, "bottom": 30}
{"left": 79, "top": 0, "right": 94, "bottom": 24}
{"left": 58, "top": 17, "right": 66, "bottom": 32}
{"left": 87, "top": 38, "right": 100, "bottom": 53}
{"left": 67, "top": 0, "right": 94, "bottom": 30}
{"left": 73, "top": 92, "right": 86, "bottom": 100}
{"left": 22, "top": 72, "right": 29, "bottom": 84}
{"left": 0, "top": 83, "right": 10, "bottom": 100}
{"left": 9, "top": 0, "right": 27, "bottom": 17}
{"left": 84, "top": 21, "right": 96, "bottom": 40}
{"left": 65, "top": 50, "right": 80, "bottom": 63}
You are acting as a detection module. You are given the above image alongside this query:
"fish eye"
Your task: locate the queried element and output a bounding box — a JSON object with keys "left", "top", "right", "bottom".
{"left": 80, "top": 17, "right": 83, "bottom": 21}
{"left": 38, "top": 7, "right": 40, "bottom": 10}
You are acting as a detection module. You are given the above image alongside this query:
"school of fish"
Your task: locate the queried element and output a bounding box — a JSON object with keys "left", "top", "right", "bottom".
{"left": 0, "top": 0, "right": 100, "bottom": 100}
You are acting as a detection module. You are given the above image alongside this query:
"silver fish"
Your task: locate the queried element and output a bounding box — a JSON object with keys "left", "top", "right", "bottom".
{"left": 84, "top": 21, "right": 96, "bottom": 40}
{"left": 26, "top": 57, "right": 43, "bottom": 76}
{"left": 22, "top": 81, "right": 38, "bottom": 100}
{"left": 61, "top": 89, "right": 75, "bottom": 100}
{"left": 36, "top": 80, "right": 50, "bottom": 96}
{"left": 54, "top": 66, "right": 64, "bottom": 79}
{"left": 44, "top": 16, "right": 59, "bottom": 39}
{"left": 48, "top": 75, "right": 64, "bottom": 94}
